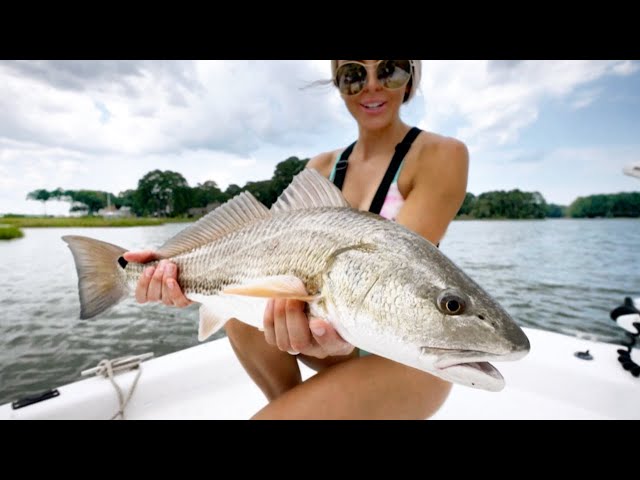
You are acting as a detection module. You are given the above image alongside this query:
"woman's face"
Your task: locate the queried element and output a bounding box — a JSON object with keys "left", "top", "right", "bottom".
{"left": 335, "top": 60, "right": 411, "bottom": 131}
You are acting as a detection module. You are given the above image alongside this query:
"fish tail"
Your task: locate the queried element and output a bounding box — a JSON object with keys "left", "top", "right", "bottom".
{"left": 61, "top": 235, "right": 129, "bottom": 319}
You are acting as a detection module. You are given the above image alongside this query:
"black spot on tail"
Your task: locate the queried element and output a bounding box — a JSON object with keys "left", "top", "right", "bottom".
{"left": 118, "top": 256, "right": 128, "bottom": 269}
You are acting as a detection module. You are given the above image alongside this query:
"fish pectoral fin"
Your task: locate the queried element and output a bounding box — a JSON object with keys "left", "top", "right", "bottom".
{"left": 198, "top": 304, "right": 227, "bottom": 341}
{"left": 222, "top": 275, "right": 319, "bottom": 302}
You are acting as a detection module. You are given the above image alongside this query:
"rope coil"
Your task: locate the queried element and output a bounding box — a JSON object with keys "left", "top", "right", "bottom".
{"left": 82, "top": 353, "right": 154, "bottom": 420}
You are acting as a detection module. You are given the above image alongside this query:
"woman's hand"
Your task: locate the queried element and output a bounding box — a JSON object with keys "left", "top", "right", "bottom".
{"left": 263, "top": 298, "right": 354, "bottom": 358}
{"left": 123, "top": 251, "right": 192, "bottom": 307}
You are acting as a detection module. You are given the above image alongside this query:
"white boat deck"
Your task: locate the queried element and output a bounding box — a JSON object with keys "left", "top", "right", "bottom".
{"left": 433, "top": 327, "right": 639, "bottom": 420}
{"left": 1, "top": 325, "right": 638, "bottom": 420}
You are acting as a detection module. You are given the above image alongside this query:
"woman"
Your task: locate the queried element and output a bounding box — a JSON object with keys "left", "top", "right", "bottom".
{"left": 125, "top": 60, "right": 469, "bottom": 419}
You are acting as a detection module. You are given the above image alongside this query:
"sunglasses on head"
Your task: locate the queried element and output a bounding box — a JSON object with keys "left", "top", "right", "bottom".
{"left": 334, "top": 60, "right": 413, "bottom": 97}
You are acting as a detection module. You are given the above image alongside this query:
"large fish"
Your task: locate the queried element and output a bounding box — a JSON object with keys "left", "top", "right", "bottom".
{"left": 62, "top": 169, "right": 530, "bottom": 392}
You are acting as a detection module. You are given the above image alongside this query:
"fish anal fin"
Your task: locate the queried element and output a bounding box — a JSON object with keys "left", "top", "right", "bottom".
{"left": 222, "top": 275, "right": 319, "bottom": 302}
{"left": 198, "top": 304, "right": 228, "bottom": 341}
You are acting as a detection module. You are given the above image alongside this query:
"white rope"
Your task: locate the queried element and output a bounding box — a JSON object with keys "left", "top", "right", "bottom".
{"left": 82, "top": 353, "right": 154, "bottom": 420}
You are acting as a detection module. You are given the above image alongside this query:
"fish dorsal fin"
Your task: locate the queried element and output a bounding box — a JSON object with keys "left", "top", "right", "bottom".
{"left": 271, "top": 168, "right": 350, "bottom": 214}
{"left": 156, "top": 191, "right": 270, "bottom": 259}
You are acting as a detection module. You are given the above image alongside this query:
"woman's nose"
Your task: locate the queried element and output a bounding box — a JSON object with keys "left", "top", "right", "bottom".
{"left": 363, "top": 66, "right": 383, "bottom": 92}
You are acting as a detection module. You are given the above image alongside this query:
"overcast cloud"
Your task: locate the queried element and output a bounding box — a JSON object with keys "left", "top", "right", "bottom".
{"left": 1, "top": 60, "right": 638, "bottom": 215}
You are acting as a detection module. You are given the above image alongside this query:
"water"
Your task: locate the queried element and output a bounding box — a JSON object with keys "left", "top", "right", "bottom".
{"left": 0, "top": 219, "right": 638, "bottom": 406}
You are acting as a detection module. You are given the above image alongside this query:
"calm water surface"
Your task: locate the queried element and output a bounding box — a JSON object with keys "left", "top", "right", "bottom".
{"left": 1, "top": 218, "right": 638, "bottom": 405}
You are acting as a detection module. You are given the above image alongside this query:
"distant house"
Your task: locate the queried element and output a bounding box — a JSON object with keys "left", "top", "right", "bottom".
{"left": 69, "top": 202, "right": 89, "bottom": 217}
{"left": 98, "top": 205, "right": 133, "bottom": 218}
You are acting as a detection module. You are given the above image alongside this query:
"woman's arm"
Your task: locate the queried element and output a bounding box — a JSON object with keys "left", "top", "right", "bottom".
{"left": 396, "top": 137, "right": 469, "bottom": 246}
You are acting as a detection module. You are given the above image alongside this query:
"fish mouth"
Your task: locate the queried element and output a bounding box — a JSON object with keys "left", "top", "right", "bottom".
{"left": 420, "top": 347, "right": 512, "bottom": 392}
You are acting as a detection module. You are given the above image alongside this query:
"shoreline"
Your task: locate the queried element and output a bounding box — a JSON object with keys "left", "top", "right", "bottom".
{"left": 0, "top": 217, "right": 193, "bottom": 228}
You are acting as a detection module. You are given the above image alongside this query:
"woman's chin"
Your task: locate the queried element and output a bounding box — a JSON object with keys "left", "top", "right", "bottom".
{"left": 355, "top": 115, "right": 394, "bottom": 131}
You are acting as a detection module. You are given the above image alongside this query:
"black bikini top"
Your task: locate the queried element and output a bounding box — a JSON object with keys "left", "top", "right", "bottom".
{"left": 331, "top": 126, "right": 422, "bottom": 215}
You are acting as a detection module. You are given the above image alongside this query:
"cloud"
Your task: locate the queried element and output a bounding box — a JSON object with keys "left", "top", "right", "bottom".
{"left": 177, "top": 61, "right": 349, "bottom": 154}
{"left": 418, "top": 60, "right": 637, "bottom": 153}
{"left": 1, "top": 60, "right": 638, "bottom": 215}
{"left": 230, "top": 158, "right": 257, "bottom": 168}
{"left": 0, "top": 60, "right": 201, "bottom": 98}
{"left": 569, "top": 87, "right": 602, "bottom": 110}
{"left": 468, "top": 145, "right": 640, "bottom": 205}
{"left": 493, "top": 148, "right": 547, "bottom": 164}
{"left": 612, "top": 60, "right": 639, "bottom": 76}
{"left": 0, "top": 60, "right": 347, "bottom": 159}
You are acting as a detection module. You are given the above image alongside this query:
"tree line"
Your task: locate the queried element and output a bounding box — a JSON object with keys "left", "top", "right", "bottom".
{"left": 565, "top": 192, "right": 640, "bottom": 218}
{"left": 26, "top": 157, "right": 639, "bottom": 219}
{"left": 27, "top": 156, "right": 309, "bottom": 217}
{"left": 457, "top": 190, "right": 639, "bottom": 219}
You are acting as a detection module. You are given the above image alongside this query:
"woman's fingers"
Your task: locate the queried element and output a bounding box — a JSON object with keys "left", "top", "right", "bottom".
{"left": 123, "top": 250, "right": 157, "bottom": 264}
{"left": 171, "top": 281, "right": 192, "bottom": 307}
{"left": 146, "top": 260, "right": 166, "bottom": 302}
{"left": 161, "top": 262, "right": 184, "bottom": 306}
{"left": 285, "top": 299, "right": 312, "bottom": 354}
{"left": 263, "top": 299, "right": 276, "bottom": 346}
{"left": 261, "top": 299, "right": 351, "bottom": 359}
{"left": 135, "top": 266, "right": 155, "bottom": 303}
{"left": 126, "top": 252, "right": 190, "bottom": 308}
{"left": 309, "top": 317, "right": 354, "bottom": 356}
{"left": 273, "top": 298, "right": 293, "bottom": 353}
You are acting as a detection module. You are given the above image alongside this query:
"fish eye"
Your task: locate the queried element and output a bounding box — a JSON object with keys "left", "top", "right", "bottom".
{"left": 437, "top": 291, "right": 466, "bottom": 315}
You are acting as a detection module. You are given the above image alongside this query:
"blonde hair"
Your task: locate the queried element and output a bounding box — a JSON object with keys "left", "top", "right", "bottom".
{"left": 330, "top": 60, "right": 422, "bottom": 103}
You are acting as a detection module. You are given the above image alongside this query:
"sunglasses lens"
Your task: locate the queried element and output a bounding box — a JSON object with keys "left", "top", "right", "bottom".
{"left": 335, "top": 63, "right": 367, "bottom": 96}
{"left": 377, "top": 60, "right": 412, "bottom": 89}
{"left": 335, "top": 60, "right": 413, "bottom": 96}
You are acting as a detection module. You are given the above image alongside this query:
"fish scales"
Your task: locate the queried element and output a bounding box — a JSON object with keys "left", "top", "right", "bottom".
{"left": 124, "top": 207, "right": 385, "bottom": 297}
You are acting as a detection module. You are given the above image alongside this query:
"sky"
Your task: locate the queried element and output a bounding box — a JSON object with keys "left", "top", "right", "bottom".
{"left": 1, "top": 60, "right": 639, "bottom": 216}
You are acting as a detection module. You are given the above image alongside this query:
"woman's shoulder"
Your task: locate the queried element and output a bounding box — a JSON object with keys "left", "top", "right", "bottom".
{"left": 409, "top": 131, "right": 469, "bottom": 181}
{"left": 414, "top": 130, "right": 469, "bottom": 165}
{"left": 305, "top": 148, "right": 344, "bottom": 178}
{"left": 399, "top": 130, "right": 469, "bottom": 198}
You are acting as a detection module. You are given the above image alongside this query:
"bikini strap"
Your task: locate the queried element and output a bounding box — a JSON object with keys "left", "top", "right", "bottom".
{"left": 331, "top": 141, "right": 356, "bottom": 189}
{"left": 369, "top": 127, "right": 422, "bottom": 215}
